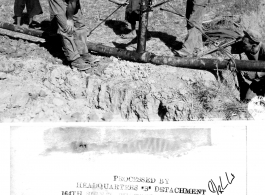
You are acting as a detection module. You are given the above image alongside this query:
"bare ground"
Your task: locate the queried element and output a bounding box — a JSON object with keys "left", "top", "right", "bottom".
{"left": 0, "top": 0, "right": 262, "bottom": 122}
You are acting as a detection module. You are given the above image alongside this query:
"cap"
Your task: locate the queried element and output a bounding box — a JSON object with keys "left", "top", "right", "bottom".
{"left": 243, "top": 29, "right": 262, "bottom": 43}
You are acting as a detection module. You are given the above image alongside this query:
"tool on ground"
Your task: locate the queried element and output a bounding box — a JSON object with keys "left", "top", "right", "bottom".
{"left": 87, "top": 1, "right": 128, "bottom": 37}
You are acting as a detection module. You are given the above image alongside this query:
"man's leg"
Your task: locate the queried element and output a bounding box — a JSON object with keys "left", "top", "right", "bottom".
{"left": 58, "top": 28, "right": 80, "bottom": 62}
{"left": 55, "top": 16, "right": 90, "bottom": 70}
{"left": 59, "top": 30, "right": 91, "bottom": 70}
{"left": 48, "top": 0, "right": 90, "bottom": 70}
{"left": 122, "top": 20, "right": 137, "bottom": 39}
{"left": 180, "top": 0, "right": 208, "bottom": 55}
{"left": 14, "top": 0, "right": 26, "bottom": 26}
{"left": 72, "top": 8, "right": 98, "bottom": 63}
{"left": 123, "top": 5, "right": 139, "bottom": 39}
{"left": 25, "top": 0, "right": 43, "bottom": 27}
{"left": 72, "top": 8, "right": 88, "bottom": 55}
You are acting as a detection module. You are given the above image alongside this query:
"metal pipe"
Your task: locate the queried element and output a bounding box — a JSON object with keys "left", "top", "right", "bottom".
{"left": 87, "top": 41, "right": 149, "bottom": 62}
{"left": 86, "top": 41, "right": 265, "bottom": 72}
{"left": 1, "top": 21, "right": 265, "bottom": 72}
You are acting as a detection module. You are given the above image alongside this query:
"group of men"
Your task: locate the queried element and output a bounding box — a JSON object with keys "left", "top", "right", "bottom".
{"left": 45, "top": 0, "right": 209, "bottom": 71}
{"left": 45, "top": 0, "right": 214, "bottom": 70}
{"left": 12, "top": 0, "right": 217, "bottom": 71}
{"left": 13, "top": 0, "right": 265, "bottom": 101}
{"left": 109, "top": 0, "right": 265, "bottom": 101}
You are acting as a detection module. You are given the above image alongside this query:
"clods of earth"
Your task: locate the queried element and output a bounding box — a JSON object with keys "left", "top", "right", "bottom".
{"left": 0, "top": 35, "right": 252, "bottom": 122}
{"left": 0, "top": 0, "right": 257, "bottom": 122}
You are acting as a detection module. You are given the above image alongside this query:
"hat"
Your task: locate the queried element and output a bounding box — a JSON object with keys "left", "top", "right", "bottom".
{"left": 243, "top": 29, "right": 262, "bottom": 43}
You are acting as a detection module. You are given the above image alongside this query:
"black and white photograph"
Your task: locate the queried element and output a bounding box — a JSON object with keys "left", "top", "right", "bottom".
{"left": 10, "top": 125, "right": 247, "bottom": 195}
{"left": 1, "top": 0, "right": 265, "bottom": 195}
{"left": 0, "top": 0, "right": 265, "bottom": 122}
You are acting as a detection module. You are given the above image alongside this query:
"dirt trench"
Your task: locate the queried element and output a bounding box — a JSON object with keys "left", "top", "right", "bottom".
{"left": 0, "top": 33, "right": 250, "bottom": 122}
{"left": 0, "top": 0, "right": 256, "bottom": 122}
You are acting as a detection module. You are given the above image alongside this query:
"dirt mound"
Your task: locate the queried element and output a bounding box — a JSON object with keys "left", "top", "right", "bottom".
{"left": 0, "top": 43, "right": 249, "bottom": 122}
{"left": 0, "top": 0, "right": 256, "bottom": 122}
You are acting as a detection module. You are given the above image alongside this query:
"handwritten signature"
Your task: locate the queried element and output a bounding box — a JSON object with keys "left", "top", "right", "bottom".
{"left": 208, "top": 172, "right": 235, "bottom": 195}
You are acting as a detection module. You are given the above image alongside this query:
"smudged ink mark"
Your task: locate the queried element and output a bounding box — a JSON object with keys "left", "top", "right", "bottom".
{"left": 71, "top": 141, "right": 88, "bottom": 153}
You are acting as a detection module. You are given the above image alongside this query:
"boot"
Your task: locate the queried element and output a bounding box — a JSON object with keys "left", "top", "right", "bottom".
{"left": 81, "top": 53, "right": 99, "bottom": 64}
{"left": 70, "top": 57, "right": 91, "bottom": 71}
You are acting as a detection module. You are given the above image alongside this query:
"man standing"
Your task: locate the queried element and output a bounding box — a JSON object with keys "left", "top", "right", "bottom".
{"left": 48, "top": 0, "right": 95, "bottom": 71}
{"left": 176, "top": 0, "right": 209, "bottom": 57}
{"left": 123, "top": 0, "right": 141, "bottom": 39}
{"left": 232, "top": 30, "right": 265, "bottom": 101}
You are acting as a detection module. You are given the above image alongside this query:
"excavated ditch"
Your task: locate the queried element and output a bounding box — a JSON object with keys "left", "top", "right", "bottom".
{"left": 0, "top": 34, "right": 251, "bottom": 122}
{"left": 0, "top": 0, "right": 259, "bottom": 122}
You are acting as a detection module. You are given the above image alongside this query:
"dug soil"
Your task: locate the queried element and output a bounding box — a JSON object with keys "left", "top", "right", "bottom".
{"left": 1, "top": 0, "right": 262, "bottom": 122}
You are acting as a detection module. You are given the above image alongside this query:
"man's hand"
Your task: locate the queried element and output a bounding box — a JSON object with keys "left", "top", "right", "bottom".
{"left": 66, "top": 19, "right": 74, "bottom": 34}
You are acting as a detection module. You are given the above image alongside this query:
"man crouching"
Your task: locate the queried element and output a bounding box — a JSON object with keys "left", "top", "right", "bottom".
{"left": 48, "top": 0, "right": 96, "bottom": 71}
{"left": 232, "top": 29, "right": 265, "bottom": 101}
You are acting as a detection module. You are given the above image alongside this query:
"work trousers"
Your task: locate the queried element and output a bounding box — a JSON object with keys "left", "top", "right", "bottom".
{"left": 125, "top": 0, "right": 141, "bottom": 25}
{"left": 183, "top": 0, "right": 208, "bottom": 53}
{"left": 50, "top": 2, "right": 88, "bottom": 62}
{"left": 14, "top": 0, "right": 43, "bottom": 18}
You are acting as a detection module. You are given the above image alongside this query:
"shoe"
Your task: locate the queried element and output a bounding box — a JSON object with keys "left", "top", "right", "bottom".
{"left": 70, "top": 57, "right": 91, "bottom": 71}
{"left": 81, "top": 53, "right": 99, "bottom": 64}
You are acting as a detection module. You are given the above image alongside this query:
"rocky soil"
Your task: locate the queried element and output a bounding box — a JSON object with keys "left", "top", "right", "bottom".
{"left": 0, "top": 0, "right": 261, "bottom": 122}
